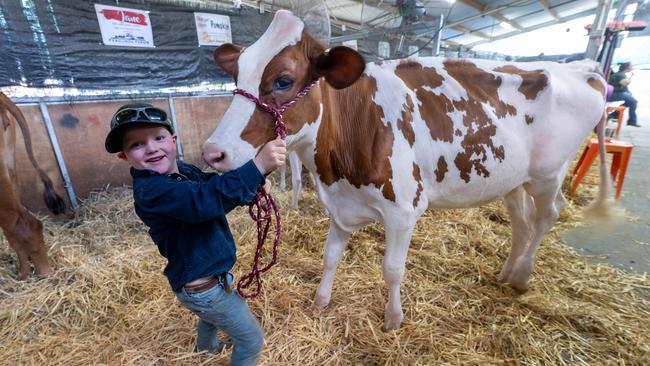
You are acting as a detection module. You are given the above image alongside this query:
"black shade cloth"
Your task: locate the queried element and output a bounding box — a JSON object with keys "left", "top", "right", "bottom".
{"left": 0, "top": 1, "right": 273, "bottom": 89}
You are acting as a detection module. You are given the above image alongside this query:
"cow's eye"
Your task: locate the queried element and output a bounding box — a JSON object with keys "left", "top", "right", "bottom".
{"left": 273, "top": 77, "right": 293, "bottom": 91}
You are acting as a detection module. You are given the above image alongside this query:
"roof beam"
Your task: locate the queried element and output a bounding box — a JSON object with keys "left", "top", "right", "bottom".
{"left": 537, "top": 0, "right": 560, "bottom": 21}
{"left": 450, "top": 25, "right": 491, "bottom": 40}
{"left": 331, "top": 17, "right": 442, "bottom": 43}
{"left": 442, "top": 39, "right": 463, "bottom": 48}
{"left": 345, "top": 0, "right": 398, "bottom": 14}
{"left": 462, "top": 8, "right": 596, "bottom": 48}
{"left": 458, "top": 0, "right": 525, "bottom": 30}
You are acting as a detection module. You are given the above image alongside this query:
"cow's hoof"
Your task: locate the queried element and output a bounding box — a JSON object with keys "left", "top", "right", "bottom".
{"left": 505, "top": 273, "right": 530, "bottom": 293}
{"left": 35, "top": 268, "right": 53, "bottom": 279}
{"left": 382, "top": 321, "right": 402, "bottom": 332}
{"left": 509, "top": 282, "right": 529, "bottom": 294}
{"left": 314, "top": 293, "right": 331, "bottom": 309}
{"left": 497, "top": 269, "right": 510, "bottom": 284}
{"left": 16, "top": 270, "right": 29, "bottom": 281}
{"left": 382, "top": 312, "right": 403, "bottom": 331}
{"left": 505, "top": 259, "right": 532, "bottom": 293}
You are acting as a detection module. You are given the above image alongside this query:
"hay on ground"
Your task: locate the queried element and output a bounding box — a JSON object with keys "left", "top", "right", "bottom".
{"left": 1, "top": 157, "right": 649, "bottom": 365}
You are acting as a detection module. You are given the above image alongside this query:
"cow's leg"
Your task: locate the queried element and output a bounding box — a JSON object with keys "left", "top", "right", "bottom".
{"left": 6, "top": 210, "right": 51, "bottom": 279}
{"left": 314, "top": 220, "right": 351, "bottom": 309}
{"left": 498, "top": 186, "right": 533, "bottom": 283}
{"left": 382, "top": 222, "right": 415, "bottom": 331}
{"left": 3, "top": 229, "right": 31, "bottom": 280}
{"left": 506, "top": 180, "right": 562, "bottom": 292}
{"left": 279, "top": 159, "right": 287, "bottom": 191}
{"left": 1, "top": 209, "right": 29, "bottom": 280}
{"left": 289, "top": 151, "right": 302, "bottom": 208}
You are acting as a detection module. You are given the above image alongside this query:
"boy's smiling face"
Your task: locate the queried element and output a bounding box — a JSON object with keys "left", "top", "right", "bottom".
{"left": 118, "top": 125, "right": 179, "bottom": 175}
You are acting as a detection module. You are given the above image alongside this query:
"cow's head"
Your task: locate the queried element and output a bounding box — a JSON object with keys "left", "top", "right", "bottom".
{"left": 202, "top": 10, "right": 365, "bottom": 172}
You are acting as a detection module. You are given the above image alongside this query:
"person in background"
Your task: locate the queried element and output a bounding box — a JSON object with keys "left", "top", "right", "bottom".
{"left": 608, "top": 62, "right": 640, "bottom": 127}
{"left": 105, "top": 103, "right": 286, "bottom": 365}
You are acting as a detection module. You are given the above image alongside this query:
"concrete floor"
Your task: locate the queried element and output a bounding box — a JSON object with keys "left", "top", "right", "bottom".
{"left": 562, "top": 102, "right": 650, "bottom": 274}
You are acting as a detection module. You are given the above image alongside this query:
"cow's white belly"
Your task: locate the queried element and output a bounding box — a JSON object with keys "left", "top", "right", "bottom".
{"left": 315, "top": 179, "right": 385, "bottom": 231}
{"left": 425, "top": 168, "right": 527, "bottom": 209}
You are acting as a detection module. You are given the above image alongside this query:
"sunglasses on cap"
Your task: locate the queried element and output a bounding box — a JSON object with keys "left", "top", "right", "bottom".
{"left": 112, "top": 106, "right": 168, "bottom": 127}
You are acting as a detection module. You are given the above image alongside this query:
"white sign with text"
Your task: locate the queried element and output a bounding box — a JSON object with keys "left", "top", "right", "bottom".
{"left": 95, "top": 4, "right": 154, "bottom": 48}
{"left": 194, "top": 13, "right": 232, "bottom": 46}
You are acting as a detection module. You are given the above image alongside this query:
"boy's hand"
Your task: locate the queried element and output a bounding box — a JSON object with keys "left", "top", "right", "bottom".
{"left": 254, "top": 138, "right": 286, "bottom": 175}
{"left": 263, "top": 179, "right": 272, "bottom": 192}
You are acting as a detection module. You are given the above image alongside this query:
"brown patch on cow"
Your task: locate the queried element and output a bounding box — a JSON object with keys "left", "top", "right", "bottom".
{"left": 240, "top": 108, "right": 279, "bottom": 147}
{"left": 525, "top": 114, "right": 534, "bottom": 125}
{"left": 315, "top": 75, "right": 396, "bottom": 201}
{"left": 444, "top": 60, "right": 509, "bottom": 183}
{"left": 493, "top": 65, "right": 549, "bottom": 100}
{"left": 434, "top": 156, "right": 448, "bottom": 182}
{"left": 412, "top": 162, "right": 423, "bottom": 208}
{"left": 241, "top": 31, "right": 325, "bottom": 147}
{"left": 285, "top": 85, "right": 322, "bottom": 132}
{"left": 587, "top": 77, "right": 605, "bottom": 96}
{"left": 395, "top": 62, "right": 455, "bottom": 143}
{"left": 382, "top": 180, "right": 395, "bottom": 202}
{"left": 397, "top": 94, "right": 415, "bottom": 146}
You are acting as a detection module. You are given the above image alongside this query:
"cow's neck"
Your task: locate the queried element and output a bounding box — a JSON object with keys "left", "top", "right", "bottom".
{"left": 311, "top": 75, "right": 395, "bottom": 196}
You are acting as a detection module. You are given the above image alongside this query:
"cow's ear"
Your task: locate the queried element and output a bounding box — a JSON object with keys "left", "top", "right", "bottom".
{"left": 315, "top": 46, "right": 365, "bottom": 89}
{"left": 214, "top": 44, "right": 243, "bottom": 77}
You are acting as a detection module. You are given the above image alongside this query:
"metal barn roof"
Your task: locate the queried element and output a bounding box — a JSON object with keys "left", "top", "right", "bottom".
{"left": 244, "top": 0, "right": 600, "bottom": 51}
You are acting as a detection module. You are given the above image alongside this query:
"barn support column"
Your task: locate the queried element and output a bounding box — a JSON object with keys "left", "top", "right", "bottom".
{"left": 39, "top": 100, "right": 79, "bottom": 212}
{"left": 168, "top": 95, "right": 184, "bottom": 161}
{"left": 585, "top": 0, "right": 613, "bottom": 61}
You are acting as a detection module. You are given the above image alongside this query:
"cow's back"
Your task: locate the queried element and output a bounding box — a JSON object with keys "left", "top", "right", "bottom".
{"left": 361, "top": 57, "right": 605, "bottom": 209}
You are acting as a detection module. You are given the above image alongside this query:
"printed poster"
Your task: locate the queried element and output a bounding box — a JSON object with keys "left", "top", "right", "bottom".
{"left": 95, "top": 4, "right": 154, "bottom": 48}
{"left": 194, "top": 13, "right": 232, "bottom": 46}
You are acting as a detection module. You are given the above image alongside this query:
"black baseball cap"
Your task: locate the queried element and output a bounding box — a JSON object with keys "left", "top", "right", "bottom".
{"left": 105, "top": 103, "right": 174, "bottom": 153}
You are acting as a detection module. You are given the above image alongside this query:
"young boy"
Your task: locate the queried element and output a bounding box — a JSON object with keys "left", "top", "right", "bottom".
{"left": 105, "top": 103, "right": 286, "bottom": 365}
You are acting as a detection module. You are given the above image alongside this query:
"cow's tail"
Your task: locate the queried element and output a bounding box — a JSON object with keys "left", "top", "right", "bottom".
{"left": 1, "top": 93, "right": 66, "bottom": 215}
{"left": 583, "top": 112, "right": 614, "bottom": 219}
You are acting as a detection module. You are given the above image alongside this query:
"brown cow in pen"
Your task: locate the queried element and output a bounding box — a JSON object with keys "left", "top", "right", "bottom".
{"left": 1, "top": 92, "right": 66, "bottom": 279}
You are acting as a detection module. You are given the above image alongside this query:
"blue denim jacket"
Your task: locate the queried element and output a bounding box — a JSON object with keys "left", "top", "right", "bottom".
{"left": 131, "top": 160, "right": 264, "bottom": 292}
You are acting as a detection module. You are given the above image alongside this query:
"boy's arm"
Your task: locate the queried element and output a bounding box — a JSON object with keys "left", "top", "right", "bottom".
{"left": 136, "top": 160, "right": 264, "bottom": 223}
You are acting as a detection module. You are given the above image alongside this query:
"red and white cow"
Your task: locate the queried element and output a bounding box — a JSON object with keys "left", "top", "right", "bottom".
{"left": 1, "top": 92, "right": 66, "bottom": 279}
{"left": 203, "top": 10, "right": 610, "bottom": 330}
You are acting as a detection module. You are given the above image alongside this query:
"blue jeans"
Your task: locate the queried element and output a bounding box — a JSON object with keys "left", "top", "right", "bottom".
{"left": 609, "top": 91, "right": 638, "bottom": 125}
{"left": 176, "top": 274, "right": 264, "bottom": 366}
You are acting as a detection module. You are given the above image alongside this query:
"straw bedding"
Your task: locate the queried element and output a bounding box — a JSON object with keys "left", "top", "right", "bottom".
{"left": 1, "top": 161, "right": 649, "bottom": 365}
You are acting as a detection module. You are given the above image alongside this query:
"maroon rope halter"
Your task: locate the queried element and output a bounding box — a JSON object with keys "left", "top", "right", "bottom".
{"left": 233, "top": 78, "right": 318, "bottom": 299}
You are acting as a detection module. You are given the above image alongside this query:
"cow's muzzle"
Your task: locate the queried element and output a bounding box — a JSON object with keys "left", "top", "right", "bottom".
{"left": 203, "top": 143, "right": 228, "bottom": 171}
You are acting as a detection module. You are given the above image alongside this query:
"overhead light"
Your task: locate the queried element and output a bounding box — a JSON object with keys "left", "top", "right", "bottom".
{"left": 501, "top": 22, "right": 513, "bottom": 30}
{"left": 444, "top": 0, "right": 456, "bottom": 3}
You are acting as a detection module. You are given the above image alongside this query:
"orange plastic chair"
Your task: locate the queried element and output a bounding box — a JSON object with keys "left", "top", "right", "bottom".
{"left": 571, "top": 138, "right": 634, "bottom": 200}
{"left": 606, "top": 105, "right": 626, "bottom": 138}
